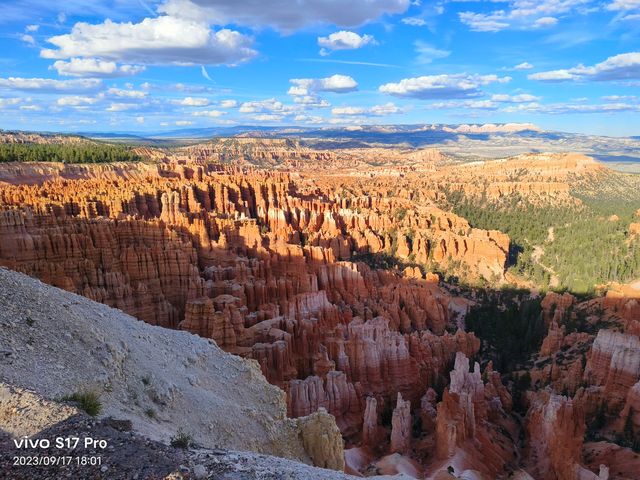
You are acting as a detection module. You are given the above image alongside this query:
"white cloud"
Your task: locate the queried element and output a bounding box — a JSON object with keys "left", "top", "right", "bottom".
{"left": 528, "top": 52, "right": 640, "bottom": 82}
{"left": 332, "top": 102, "right": 401, "bottom": 116}
{"left": 56, "top": 95, "right": 100, "bottom": 106}
{"left": 41, "top": 16, "right": 256, "bottom": 66}
{"left": 192, "top": 109, "right": 226, "bottom": 117}
{"left": 331, "top": 106, "right": 366, "bottom": 115}
{"left": 607, "top": 0, "right": 640, "bottom": 11}
{"left": 239, "top": 98, "right": 297, "bottom": 115}
{"left": 201, "top": 65, "right": 212, "bottom": 81}
{"left": 52, "top": 58, "right": 145, "bottom": 77}
{"left": 21, "top": 34, "right": 36, "bottom": 45}
{"left": 491, "top": 93, "right": 540, "bottom": 102}
{"left": 0, "top": 77, "right": 101, "bottom": 93}
{"left": 0, "top": 98, "right": 23, "bottom": 108}
{"left": 19, "top": 105, "right": 42, "bottom": 111}
{"left": 107, "top": 103, "right": 137, "bottom": 112}
{"left": 401, "top": 17, "right": 427, "bottom": 26}
{"left": 294, "top": 114, "right": 324, "bottom": 124}
{"left": 379, "top": 74, "right": 510, "bottom": 99}
{"left": 317, "top": 31, "right": 375, "bottom": 56}
{"left": 178, "top": 96, "right": 211, "bottom": 106}
{"left": 534, "top": 16, "right": 559, "bottom": 27}
{"left": 428, "top": 100, "right": 499, "bottom": 110}
{"left": 26, "top": 25, "right": 39, "bottom": 33}
{"left": 501, "top": 101, "right": 640, "bottom": 114}
{"left": 175, "top": 120, "right": 194, "bottom": 126}
{"left": 602, "top": 94, "right": 637, "bottom": 101}
{"left": 158, "top": 0, "right": 410, "bottom": 31}
{"left": 288, "top": 74, "right": 358, "bottom": 97}
{"left": 136, "top": 116, "right": 145, "bottom": 124}
{"left": 219, "top": 99, "right": 237, "bottom": 108}
{"left": 292, "top": 95, "right": 330, "bottom": 107}
{"left": 249, "top": 113, "right": 284, "bottom": 122}
{"left": 513, "top": 62, "right": 534, "bottom": 70}
{"left": 107, "top": 88, "right": 147, "bottom": 99}
{"left": 459, "top": 0, "right": 590, "bottom": 32}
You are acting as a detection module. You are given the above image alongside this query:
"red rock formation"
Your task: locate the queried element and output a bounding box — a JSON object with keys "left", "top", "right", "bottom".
{"left": 584, "top": 330, "right": 640, "bottom": 413}
{"left": 390, "top": 393, "right": 412, "bottom": 454}
{"left": 524, "top": 392, "right": 603, "bottom": 480}
{"left": 433, "top": 353, "right": 517, "bottom": 477}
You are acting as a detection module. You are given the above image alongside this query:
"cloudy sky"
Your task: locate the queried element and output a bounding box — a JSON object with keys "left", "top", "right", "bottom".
{"left": 0, "top": 0, "right": 639, "bottom": 135}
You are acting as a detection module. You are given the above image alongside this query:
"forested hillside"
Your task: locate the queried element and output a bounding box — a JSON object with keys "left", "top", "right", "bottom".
{"left": 0, "top": 143, "right": 141, "bottom": 163}
{"left": 443, "top": 171, "right": 640, "bottom": 294}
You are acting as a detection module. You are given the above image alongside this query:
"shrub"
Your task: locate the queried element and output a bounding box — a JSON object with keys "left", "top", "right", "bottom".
{"left": 62, "top": 390, "right": 102, "bottom": 417}
{"left": 170, "top": 429, "right": 193, "bottom": 449}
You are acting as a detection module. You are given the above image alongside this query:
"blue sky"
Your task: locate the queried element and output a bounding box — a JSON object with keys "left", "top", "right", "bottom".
{"left": 0, "top": 0, "right": 639, "bottom": 136}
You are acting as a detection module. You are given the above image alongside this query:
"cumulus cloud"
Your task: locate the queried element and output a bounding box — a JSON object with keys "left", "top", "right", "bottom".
{"left": 0, "top": 77, "right": 102, "bottom": 93}
{"left": 0, "top": 98, "right": 23, "bottom": 108}
{"left": 56, "top": 95, "right": 100, "bottom": 106}
{"left": 158, "top": 0, "right": 410, "bottom": 31}
{"left": 293, "top": 96, "right": 331, "bottom": 107}
{"left": 52, "top": 58, "right": 145, "bottom": 77}
{"left": 219, "top": 99, "right": 237, "bottom": 108}
{"left": 175, "top": 120, "right": 194, "bottom": 126}
{"left": 239, "top": 98, "right": 297, "bottom": 115}
{"left": 379, "top": 74, "right": 510, "bottom": 99}
{"left": 288, "top": 74, "right": 358, "bottom": 96}
{"left": 41, "top": 16, "right": 256, "bottom": 66}
{"left": 107, "top": 88, "right": 147, "bottom": 99}
{"left": 318, "top": 31, "right": 376, "bottom": 56}
{"left": 458, "top": 0, "right": 590, "bottom": 32}
{"left": 177, "top": 97, "right": 211, "bottom": 106}
{"left": 528, "top": 52, "right": 640, "bottom": 82}
{"left": 21, "top": 34, "right": 36, "bottom": 45}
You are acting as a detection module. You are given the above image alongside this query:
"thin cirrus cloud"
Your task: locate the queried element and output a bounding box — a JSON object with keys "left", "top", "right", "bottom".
{"left": 40, "top": 16, "right": 257, "bottom": 66}
{"left": 52, "top": 58, "right": 145, "bottom": 78}
{"left": 158, "top": 0, "right": 410, "bottom": 31}
{"left": 512, "top": 62, "right": 534, "bottom": 70}
{"left": 318, "top": 31, "right": 376, "bottom": 56}
{"left": 379, "top": 74, "right": 511, "bottom": 100}
{"left": 414, "top": 41, "right": 450, "bottom": 64}
{"left": 332, "top": 102, "right": 401, "bottom": 116}
{"left": 528, "top": 52, "right": 640, "bottom": 82}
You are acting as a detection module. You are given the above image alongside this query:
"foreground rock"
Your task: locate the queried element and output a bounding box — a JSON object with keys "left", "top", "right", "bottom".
{"left": 0, "top": 384, "right": 401, "bottom": 480}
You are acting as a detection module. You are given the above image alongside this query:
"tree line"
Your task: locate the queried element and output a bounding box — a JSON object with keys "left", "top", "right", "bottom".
{"left": 0, "top": 143, "right": 141, "bottom": 164}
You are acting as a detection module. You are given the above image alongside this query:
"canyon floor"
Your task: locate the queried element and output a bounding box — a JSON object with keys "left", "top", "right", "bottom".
{"left": 0, "top": 134, "right": 639, "bottom": 479}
